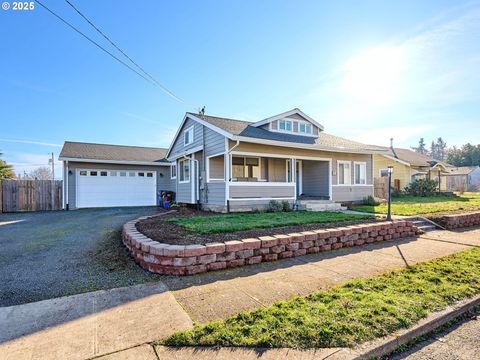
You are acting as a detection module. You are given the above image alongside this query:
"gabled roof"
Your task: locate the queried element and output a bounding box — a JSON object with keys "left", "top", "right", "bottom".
{"left": 251, "top": 108, "right": 325, "bottom": 130}
{"left": 59, "top": 141, "right": 169, "bottom": 164}
{"left": 378, "top": 146, "right": 445, "bottom": 167}
{"left": 196, "top": 113, "right": 385, "bottom": 153}
{"left": 445, "top": 166, "right": 478, "bottom": 176}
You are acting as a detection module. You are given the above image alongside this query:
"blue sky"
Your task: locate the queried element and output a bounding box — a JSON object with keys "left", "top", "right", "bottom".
{"left": 1, "top": 0, "right": 479, "bottom": 177}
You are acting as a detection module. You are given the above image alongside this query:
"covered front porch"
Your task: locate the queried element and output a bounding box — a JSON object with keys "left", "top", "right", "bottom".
{"left": 225, "top": 153, "right": 332, "bottom": 203}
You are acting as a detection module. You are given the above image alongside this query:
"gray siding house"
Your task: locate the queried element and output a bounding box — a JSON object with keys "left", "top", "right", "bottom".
{"left": 166, "top": 108, "right": 387, "bottom": 212}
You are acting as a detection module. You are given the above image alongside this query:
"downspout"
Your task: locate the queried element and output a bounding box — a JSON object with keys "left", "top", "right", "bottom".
{"left": 226, "top": 140, "right": 240, "bottom": 213}
{"left": 64, "top": 160, "right": 69, "bottom": 210}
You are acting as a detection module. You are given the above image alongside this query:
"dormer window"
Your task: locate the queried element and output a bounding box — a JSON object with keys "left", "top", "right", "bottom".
{"left": 279, "top": 119, "right": 292, "bottom": 131}
{"left": 299, "top": 123, "right": 312, "bottom": 135}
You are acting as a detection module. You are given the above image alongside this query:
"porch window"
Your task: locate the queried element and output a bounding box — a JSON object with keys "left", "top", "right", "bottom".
{"left": 338, "top": 161, "right": 351, "bottom": 185}
{"left": 232, "top": 156, "right": 259, "bottom": 180}
{"left": 207, "top": 154, "right": 225, "bottom": 181}
{"left": 179, "top": 159, "right": 190, "bottom": 183}
{"left": 354, "top": 162, "right": 367, "bottom": 184}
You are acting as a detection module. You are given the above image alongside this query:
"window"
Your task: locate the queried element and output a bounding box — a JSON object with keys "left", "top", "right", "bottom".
{"left": 184, "top": 126, "right": 194, "bottom": 146}
{"left": 138, "top": 172, "right": 145, "bottom": 177}
{"left": 379, "top": 169, "right": 389, "bottom": 177}
{"left": 207, "top": 155, "right": 225, "bottom": 181}
{"left": 110, "top": 171, "right": 117, "bottom": 176}
{"left": 299, "top": 123, "right": 312, "bottom": 134}
{"left": 279, "top": 119, "right": 292, "bottom": 132}
{"left": 100, "top": 171, "right": 107, "bottom": 176}
{"left": 79, "top": 171, "right": 87, "bottom": 176}
{"left": 128, "top": 172, "right": 135, "bottom": 177}
{"left": 337, "top": 161, "right": 351, "bottom": 185}
{"left": 119, "top": 171, "right": 126, "bottom": 177}
{"left": 179, "top": 159, "right": 190, "bottom": 182}
{"left": 90, "top": 171, "right": 97, "bottom": 176}
{"left": 354, "top": 162, "right": 367, "bottom": 184}
{"left": 232, "top": 156, "right": 260, "bottom": 179}
{"left": 146, "top": 172, "right": 153, "bottom": 177}
{"left": 171, "top": 163, "right": 177, "bottom": 179}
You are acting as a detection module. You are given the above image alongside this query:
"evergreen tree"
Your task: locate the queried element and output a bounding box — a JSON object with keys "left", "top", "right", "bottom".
{"left": 0, "top": 152, "right": 15, "bottom": 179}
{"left": 412, "top": 138, "right": 427, "bottom": 154}
{"left": 435, "top": 137, "right": 447, "bottom": 161}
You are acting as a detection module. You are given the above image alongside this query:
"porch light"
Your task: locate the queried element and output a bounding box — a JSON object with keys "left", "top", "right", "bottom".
{"left": 386, "top": 166, "right": 393, "bottom": 221}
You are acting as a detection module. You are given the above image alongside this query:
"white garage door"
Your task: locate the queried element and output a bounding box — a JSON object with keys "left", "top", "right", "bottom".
{"left": 76, "top": 169, "right": 157, "bottom": 208}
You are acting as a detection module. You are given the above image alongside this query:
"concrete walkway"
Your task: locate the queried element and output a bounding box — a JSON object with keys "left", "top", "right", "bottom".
{"left": 1, "top": 227, "right": 479, "bottom": 360}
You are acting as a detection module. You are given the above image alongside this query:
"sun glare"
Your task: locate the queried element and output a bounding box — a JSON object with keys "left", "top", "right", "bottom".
{"left": 341, "top": 46, "right": 405, "bottom": 106}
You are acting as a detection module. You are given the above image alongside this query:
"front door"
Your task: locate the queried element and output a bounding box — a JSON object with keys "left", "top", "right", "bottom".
{"left": 296, "top": 160, "right": 302, "bottom": 196}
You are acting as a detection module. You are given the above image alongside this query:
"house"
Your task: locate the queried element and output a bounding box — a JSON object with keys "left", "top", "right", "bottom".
{"left": 59, "top": 142, "right": 175, "bottom": 209}
{"left": 444, "top": 166, "right": 480, "bottom": 191}
{"left": 165, "top": 108, "right": 387, "bottom": 212}
{"left": 373, "top": 144, "right": 450, "bottom": 192}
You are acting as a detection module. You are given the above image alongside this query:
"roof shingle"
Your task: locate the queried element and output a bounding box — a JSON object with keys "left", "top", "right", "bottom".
{"left": 59, "top": 141, "right": 169, "bottom": 163}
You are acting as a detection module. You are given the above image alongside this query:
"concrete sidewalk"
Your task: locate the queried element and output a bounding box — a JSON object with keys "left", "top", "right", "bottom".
{"left": 1, "top": 227, "right": 478, "bottom": 360}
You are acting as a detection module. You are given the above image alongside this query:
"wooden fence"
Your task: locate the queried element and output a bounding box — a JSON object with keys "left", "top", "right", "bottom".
{"left": 1, "top": 180, "right": 63, "bottom": 212}
{"left": 374, "top": 177, "right": 388, "bottom": 200}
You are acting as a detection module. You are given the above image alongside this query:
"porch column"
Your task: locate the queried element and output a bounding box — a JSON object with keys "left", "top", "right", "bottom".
{"left": 291, "top": 158, "right": 296, "bottom": 200}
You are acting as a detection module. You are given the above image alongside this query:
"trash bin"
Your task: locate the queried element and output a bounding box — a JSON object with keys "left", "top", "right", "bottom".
{"left": 159, "top": 191, "right": 175, "bottom": 208}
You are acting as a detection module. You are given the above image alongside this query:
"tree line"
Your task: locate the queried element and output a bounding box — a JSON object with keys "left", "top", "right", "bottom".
{"left": 411, "top": 138, "right": 480, "bottom": 167}
{"left": 0, "top": 151, "right": 54, "bottom": 180}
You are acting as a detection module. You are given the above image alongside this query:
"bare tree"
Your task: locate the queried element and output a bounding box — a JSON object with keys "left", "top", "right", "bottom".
{"left": 29, "top": 166, "right": 53, "bottom": 180}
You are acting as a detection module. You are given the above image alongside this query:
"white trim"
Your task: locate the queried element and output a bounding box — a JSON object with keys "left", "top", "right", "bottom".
{"left": 170, "top": 162, "right": 177, "bottom": 179}
{"left": 206, "top": 152, "right": 226, "bottom": 182}
{"left": 231, "top": 150, "right": 331, "bottom": 162}
{"left": 183, "top": 125, "right": 194, "bottom": 146}
{"left": 332, "top": 184, "right": 374, "bottom": 187}
{"left": 337, "top": 160, "right": 352, "bottom": 185}
{"left": 381, "top": 154, "right": 411, "bottom": 166}
{"left": 178, "top": 158, "right": 191, "bottom": 184}
{"left": 167, "top": 145, "right": 203, "bottom": 161}
{"left": 58, "top": 157, "right": 170, "bottom": 166}
{"left": 353, "top": 161, "right": 367, "bottom": 185}
{"left": 296, "top": 160, "right": 303, "bottom": 196}
{"left": 251, "top": 108, "right": 325, "bottom": 131}
{"left": 328, "top": 159, "right": 332, "bottom": 200}
{"left": 270, "top": 118, "right": 318, "bottom": 138}
{"left": 191, "top": 154, "right": 196, "bottom": 203}
{"left": 165, "top": 113, "right": 234, "bottom": 159}
{"left": 228, "top": 197, "right": 296, "bottom": 201}
{"left": 231, "top": 136, "right": 388, "bottom": 155}
{"left": 229, "top": 182, "right": 295, "bottom": 187}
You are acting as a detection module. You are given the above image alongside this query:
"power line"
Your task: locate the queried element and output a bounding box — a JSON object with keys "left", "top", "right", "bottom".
{"left": 63, "top": 0, "right": 186, "bottom": 105}
{"left": 34, "top": 0, "right": 189, "bottom": 106}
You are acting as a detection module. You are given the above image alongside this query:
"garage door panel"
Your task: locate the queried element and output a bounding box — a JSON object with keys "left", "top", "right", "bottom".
{"left": 77, "top": 170, "right": 157, "bottom": 208}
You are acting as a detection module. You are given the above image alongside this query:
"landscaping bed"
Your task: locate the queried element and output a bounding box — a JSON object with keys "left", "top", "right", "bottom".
{"left": 352, "top": 193, "right": 480, "bottom": 217}
{"left": 163, "top": 248, "right": 480, "bottom": 348}
{"left": 136, "top": 210, "right": 374, "bottom": 245}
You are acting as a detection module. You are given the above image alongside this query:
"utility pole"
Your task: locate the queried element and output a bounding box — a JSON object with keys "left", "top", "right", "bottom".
{"left": 49, "top": 152, "right": 55, "bottom": 210}
{"left": 50, "top": 152, "right": 55, "bottom": 180}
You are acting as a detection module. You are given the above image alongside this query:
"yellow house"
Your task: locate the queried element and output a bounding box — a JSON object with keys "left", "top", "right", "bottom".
{"left": 373, "top": 147, "right": 450, "bottom": 193}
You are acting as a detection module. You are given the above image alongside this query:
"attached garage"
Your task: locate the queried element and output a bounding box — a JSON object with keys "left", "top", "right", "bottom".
{"left": 59, "top": 142, "right": 176, "bottom": 209}
{"left": 76, "top": 169, "right": 157, "bottom": 208}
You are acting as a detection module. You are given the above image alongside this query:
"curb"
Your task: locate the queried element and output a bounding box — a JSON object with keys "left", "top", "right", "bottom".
{"left": 352, "top": 293, "right": 480, "bottom": 359}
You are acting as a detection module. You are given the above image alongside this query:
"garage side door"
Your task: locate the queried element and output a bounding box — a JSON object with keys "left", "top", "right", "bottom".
{"left": 76, "top": 170, "right": 157, "bottom": 208}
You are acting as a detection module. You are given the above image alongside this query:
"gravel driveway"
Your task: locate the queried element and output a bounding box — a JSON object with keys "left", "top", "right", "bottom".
{"left": 0, "top": 207, "right": 163, "bottom": 307}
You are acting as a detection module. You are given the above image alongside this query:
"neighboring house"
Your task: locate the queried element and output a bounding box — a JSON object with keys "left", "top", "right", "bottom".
{"left": 444, "top": 166, "right": 480, "bottom": 192}
{"left": 165, "top": 108, "right": 387, "bottom": 212}
{"left": 372, "top": 145, "right": 450, "bottom": 192}
{"left": 59, "top": 142, "right": 175, "bottom": 209}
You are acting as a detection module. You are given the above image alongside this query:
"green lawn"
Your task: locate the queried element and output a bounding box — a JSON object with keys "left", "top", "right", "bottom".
{"left": 352, "top": 193, "right": 480, "bottom": 216}
{"left": 169, "top": 211, "right": 373, "bottom": 234}
{"left": 164, "top": 248, "right": 480, "bottom": 349}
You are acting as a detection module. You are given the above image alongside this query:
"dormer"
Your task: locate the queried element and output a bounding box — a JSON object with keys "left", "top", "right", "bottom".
{"left": 251, "top": 108, "right": 323, "bottom": 138}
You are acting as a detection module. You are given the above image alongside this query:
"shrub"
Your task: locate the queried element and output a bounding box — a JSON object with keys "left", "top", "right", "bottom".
{"left": 404, "top": 179, "right": 438, "bottom": 197}
{"left": 363, "top": 195, "right": 381, "bottom": 206}
{"left": 281, "top": 200, "right": 292, "bottom": 212}
{"left": 266, "top": 200, "right": 283, "bottom": 212}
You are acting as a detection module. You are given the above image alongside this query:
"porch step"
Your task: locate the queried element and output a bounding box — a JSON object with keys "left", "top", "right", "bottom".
{"left": 411, "top": 218, "right": 442, "bottom": 232}
{"left": 297, "top": 200, "right": 346, "bottom": 212}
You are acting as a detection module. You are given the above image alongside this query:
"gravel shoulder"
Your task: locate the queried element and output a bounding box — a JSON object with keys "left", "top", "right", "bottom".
{"left": 0, "top": 207, "right": 164, "bottom": 307}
